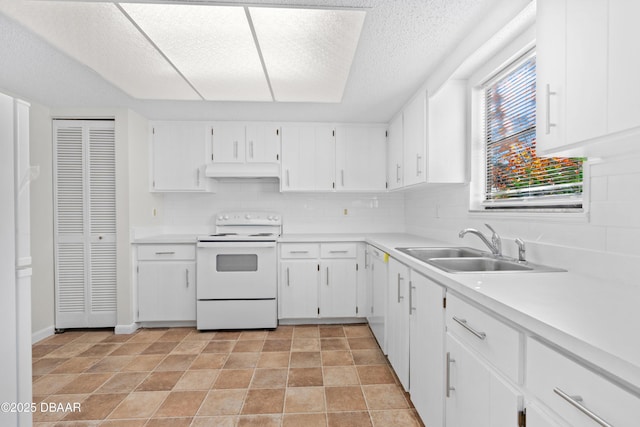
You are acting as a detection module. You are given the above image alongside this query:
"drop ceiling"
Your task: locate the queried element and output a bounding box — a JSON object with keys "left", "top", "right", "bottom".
{"left": 0, "top": 0, "right": 530, "bottom": 122}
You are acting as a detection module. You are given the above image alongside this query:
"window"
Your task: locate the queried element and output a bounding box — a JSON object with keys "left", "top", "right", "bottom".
{"left": 483, "top": 53, "right": 583, "bottom": 209}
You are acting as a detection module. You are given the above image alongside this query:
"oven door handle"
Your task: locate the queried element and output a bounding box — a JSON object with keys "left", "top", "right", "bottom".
{"left": 197, "top": 241, "right": 276, "bottom": 249}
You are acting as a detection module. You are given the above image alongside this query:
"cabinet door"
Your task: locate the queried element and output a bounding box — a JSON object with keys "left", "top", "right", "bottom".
{"left": 152, "top": 122, "right": 207, "bottom": 191}
{"left": 387, "top": 258, "right": 410, "bottom": 390}
{"left": 367, "top": 248, "right": 387, "bottom": 353}
{"left": 335, "top": 125, "right": 387, "bottom": 191}
{"left": 446, "top": 334, "right": 522, "bottom": 427}
{"left": 387, "top": 114, "right": 404, "bottom": 190}
{"left": 138, "top": 261, "right": 196, "bottom": 322}
{"left": 279, "top": 261, "right": 318, "bottom": 319}
{"left": 246, "top": 124, "right": 281, "bottom": 163}
{"left": 281, "top": 125, "right": 335, "bottom": 191}
{"left": 409, "top": 273, "right": 445, "bottom": 427}
{"left": 320, "top": 260, "right": 357, "bottom": 317}
{"left": 211, "top": 124, "right": 246, "bottom": 163}
{"left": 608, "top": 0, "right": 640, "bottom": 134}
{"left": 403, "top": 92, "right": 427, "bottom": 187}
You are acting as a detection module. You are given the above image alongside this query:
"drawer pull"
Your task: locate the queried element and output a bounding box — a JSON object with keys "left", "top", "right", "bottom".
{"left": 154, "top": 251, "right": 176, "bottom": 255}
{"left": 446, "top": 352, "right": 455, "bottom": 398}
{"left": 289, "top": 250, "right": 309, "bottom": 254}
{"left": 452, "top": 316, "right": 486, "bottom": 340}
{"left": 329, "top": 250, "right": 349, "bottom": 254}
{"left": 553, "top": 387, "right": 614, "bottom": 427}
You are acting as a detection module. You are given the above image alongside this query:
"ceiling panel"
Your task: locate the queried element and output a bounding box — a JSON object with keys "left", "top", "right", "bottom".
{"left": 121, "top": 3, "right": 273, "bottom": 101}
{"left": 0, "top": 0, "right": 200, "bottom": 100}
{"left": 249, "top": 6, "right": 366, "bottom": 103}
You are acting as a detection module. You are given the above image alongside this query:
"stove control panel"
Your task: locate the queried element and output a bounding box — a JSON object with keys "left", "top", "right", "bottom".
{"left": 216, "top": 211, "right": 281, "bottom": 226}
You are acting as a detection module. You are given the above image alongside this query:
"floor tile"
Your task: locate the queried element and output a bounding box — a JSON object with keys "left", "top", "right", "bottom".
{"left": 33, "top": 374, "right": 77, "bottom": 396}
{"left": 319, "top": 326, "right": 345, "bottom": 338}
{"left": 135, "top": 371, "right": 183, "bottom": 391}
{"left": 322, "top": 350, "right": 354, "bottom": 366}
{"left": 122, "top": 355, "right": 164, "bottom": 372}
{"left": 212, "top": 331, "right": 241, "bottom": 340}
{"left": 32, "top": 358, "right": 68, "bottom": 375}
{"left": 327, "top": 411, "right": 373, "bottom": 427}
{"left": 213, "top": 369, "right": 254, "bottom": 389}
{"left": 203, "top": 341, "right": 235, "bottom": 353}
{"left": 291, "top": 339, "right": 320, "bottom": 352}
{"left": 325, "top": 386, "right": 367, "bottom": 411}
{"left": 223, "top": 352, "right": 260, "bottom": 369}
{"left": 56, "top": 373, "right": 113, "bottom": 394}
{"left": 324, "top": 366, "right": 360, "bottom": 386}
{"left": 237, "top": 414, "right": 282, "bottom": 427}
{"left": 155, "top": 354, "right": 196, "bottom": 371}
{"left": 171, "top": 340, "right": 207, "bottom": 355}
{"left": 174, "top": 369, "right": 219, "bottom": 390}
{"left": 141, "top": 341, "right": 178, "bottom": 355}
{"left": 51, "top": 356, "right": 100, "bottom": 374}
{"left": 101, "top": 420, "right": 147, "bottom": 427}
{"left": 198, "top": 389, "right": 247, "bottom": 416}
{"left": 262, "top": 339, "right": 292, "bottom": 352}
{"left": 370, "top": 409, "right": 422, "bottom": 426}
{"left": 145, "top": 417, "right": 193, "bottom": 427}
{"left": 153, "top": 390, "right": 207, "bottom": 417}
{"left": 184, "top": 331, "right": 217, "bottom": 341}
{"left": 78, "top": 343, "right": 121, "bottom": 357}
{"left": 283, "top": 413, "right": 327, "bottom": 427}
{"left": 191, "top": 416, "right": 238, "bottom": 426}
{"left": 32, "top": 344, "right": 63, "bottom": 358}
{"left": 108, "top": 391, "right": 169, "bottom": 419}
{"left": 250, "top": 368, "right": 288, "bottom": 389}
{"left": 190, "top": 353, "right": 228, "bottom": 370}
{"left": 109, "top": 343, "right": 151, "bottom": 356}
{"left": 293, "top": 326, "right": 319, "bottom": 338}
{"left": 348, "top": 337, "right": 380, "bottom": 350}
{"left": 352, "top": 349, "right": 387, "bottom": 365}
{"left": 257, "top": 352, "right": 290, "bottom": 368}
{"left": 320, "top": 338, "right": 350, "bottom": 351}
{"left": 45, "top": 342, "right": 94, "bottom": 358}
{"left": 363, "top": 384, "right": 410, "bottom": 409}
{"left": 128, "top": 330, "right": 166, "bottom": 343}
{"left": 289, "top": 351, "right": 321, "bottom": 367}
{"left": 287, "top": 367, "right": 323, "bottom": 387}
{"left": 241, "top": 389, "right": 285, "bottom": 414}
{"left": 267, "top": 326, "right": 294, "bottom": 340}
{"left": 85, "top": 356, "right": 134, "bottom": 373}
{"left": 239, "top": 331, "right": 268, "bottom": 340}
{"left": 284, "top": 387, "right": 325, "bottom": 413}
{"left": 62, "top": 393, "right": 126, "bottom": 421}
{"left": 96, "top": 372, "right": 147, "bottom": 394}
{"left": 357, "top": 365, "right": 396, "bottom": 384}
{"left": 233, "top": 340, "right": 264, "bottom": 353}
{"left": 344, "top": 325, "right": 373, "bottom": 338}
{"left": 34, "top": 394, "right": 88, "bottom": 423}
{"left": 157, "top": 328, "right": 192, "bottom": 342}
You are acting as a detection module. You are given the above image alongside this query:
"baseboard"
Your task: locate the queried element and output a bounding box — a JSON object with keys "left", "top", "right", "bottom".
{"left": 278, "top": 317, "right": 367, "bottom": 326}
{"left": 32, "top": 325, "right": 55, "bottom": 344}
{"left": 114, "top": 322, "right": 140, "bottom": 335}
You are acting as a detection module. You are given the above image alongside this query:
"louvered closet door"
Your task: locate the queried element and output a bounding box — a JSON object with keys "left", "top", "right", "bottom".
{"left": 54, "top": 120, "right": 116, "bottom": 328}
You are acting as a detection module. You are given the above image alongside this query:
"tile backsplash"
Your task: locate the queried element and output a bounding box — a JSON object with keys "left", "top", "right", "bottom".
{"left": 161, "top": 180, "right": 405, "bottom": 235}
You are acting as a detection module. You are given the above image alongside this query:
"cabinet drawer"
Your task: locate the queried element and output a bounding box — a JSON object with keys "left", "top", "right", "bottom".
{"left": 138, "top": 244, "right": 196, "bottom": 261}
{"left": 320, "top": 243, "right": 357, "bottom": 258}
{"left": 446, "top": 294, "right": 521, "bottom": 383}
{"left": 280, "top": 243, "right": 319, "bottom": 259}
{"left": 526, "top": 338, "right": 639, "bottom": 427}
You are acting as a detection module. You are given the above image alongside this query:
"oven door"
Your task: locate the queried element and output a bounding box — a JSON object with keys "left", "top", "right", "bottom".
{"left": 196, "top": 241, "right": 276, "bottom": 300}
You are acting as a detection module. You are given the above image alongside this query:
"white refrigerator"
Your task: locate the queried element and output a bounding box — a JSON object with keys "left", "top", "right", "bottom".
{"left": 0, "top": 92, "right": 33, "bottom": 427}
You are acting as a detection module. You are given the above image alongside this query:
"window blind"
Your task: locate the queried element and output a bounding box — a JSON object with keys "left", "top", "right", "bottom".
{"left": 484, "top": 55, "right": 583, "bottom": 208}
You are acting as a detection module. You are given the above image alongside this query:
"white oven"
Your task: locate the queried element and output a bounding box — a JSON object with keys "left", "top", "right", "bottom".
{"left": 196, "top": 211, "right": 280, "bottom": 330}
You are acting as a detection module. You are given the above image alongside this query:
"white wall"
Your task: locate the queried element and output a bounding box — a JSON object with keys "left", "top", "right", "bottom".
{"left": 404, "top": 143, "right": 640, "bottom": 288}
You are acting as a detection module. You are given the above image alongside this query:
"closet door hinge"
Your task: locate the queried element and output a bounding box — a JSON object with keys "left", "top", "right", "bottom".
{"left": 443, "top": 297, "right": 447, "bottom": 309}
{"left": 518, "top": 409, "right": 526, "bottom": 427}
{"left": 356, "top": 306, "right": 359, "bottom": 314}
{"left": 356, "top": 263, "right": 359, "bottom": 271}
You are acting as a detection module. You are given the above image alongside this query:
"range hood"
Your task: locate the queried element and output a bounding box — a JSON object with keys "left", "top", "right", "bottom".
{"left": 205, "top": 163, "right": 280, "bottom": 179}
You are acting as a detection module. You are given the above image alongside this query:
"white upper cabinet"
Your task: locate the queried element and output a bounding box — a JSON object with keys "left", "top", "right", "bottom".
{"left": 245, "top": 124, "right": 281, "bottom": 163}
{"left": 387, "top": 114, "right": 404, "bottom": 190}
{"left": 335, "top": 125, "right": 387, "bottom": 191}
{"left": 281, "top": 125, "right": 335, "bottom": 191}
{"left": 211, "top": 123, "right": 246, "bottom": 163}
{"left": 403, "top": 92, "right": 427, "bottom": 187}
{"left": 151, "top": 122, "right": 209, "bottom": 192}
{"left": 537, "top": 0, "right": 639, "bottom": 156}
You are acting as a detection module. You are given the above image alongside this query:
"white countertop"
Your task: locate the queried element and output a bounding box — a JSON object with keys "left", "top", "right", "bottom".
{"left": 134, "top": 231, "right": 640, "bottom": 392}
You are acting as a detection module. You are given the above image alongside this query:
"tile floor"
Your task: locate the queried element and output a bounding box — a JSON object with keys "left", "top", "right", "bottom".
{"left": 32, "top": 324, "right": 424, "bottom": 426}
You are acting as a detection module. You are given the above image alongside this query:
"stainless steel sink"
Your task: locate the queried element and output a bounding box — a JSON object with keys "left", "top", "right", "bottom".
{"left": 427, "top": 257, "right": 534, "bottom": 273}
{"left": 395, "top": 247, "right": 487, "bottom": 262}
{"left": 395, "top": 246, "right": 566, "bottom": 273}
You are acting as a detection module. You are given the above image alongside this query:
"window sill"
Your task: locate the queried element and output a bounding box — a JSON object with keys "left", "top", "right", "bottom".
{"left": 468, "top": 208, "right": 589, "bottom": 223}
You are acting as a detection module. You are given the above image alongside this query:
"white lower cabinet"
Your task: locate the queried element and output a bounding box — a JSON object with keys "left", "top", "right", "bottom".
{"left": 409, "top": 272, "right": 445, "bottom": 427}
{"left": 278, "top": 242, "right": 360, "bottom": 320}
{"left": 446, "top": 333, "right": 523, "bottom": 427}
{"left": 137, "top": 244, "right": 196, "bottom": 322}
{"left": 365, "top": 245, "right": 388, "bottom": 353}
{"left": 387, "top": 257, "right": 410, "bottom": 390}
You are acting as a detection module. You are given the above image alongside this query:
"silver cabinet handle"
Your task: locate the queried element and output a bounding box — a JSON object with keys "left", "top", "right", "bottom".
{"left": 286, "top": 267, "right": 290, "bottom": 287}
{"left": 289, "top": 250, "right": 309, "bottom": 254}
{"left": 397, "top": 274, "right": 404, "bottom": 303}
{"left": 452, "top": 316, "right": 486, "bottom": 340}
{"left": 396, "top": 164, "right": 401, "bottom": 183}
{"left": 553, "top": 388, "right": 613, "bottom": 427}
{"left": 409, "top": 284, "right": 415, "bottom": 314}
{"left": 154, "top": 251, "right": 175, "bottom": 255}
{"left": 341, "top": 169, "right": 345, "bottom": 187}
{"left": 545, "top": 83, "right": 557, "bottom": 135}
{"left": 326, "top": 267, "right": 329, "bottom": 286}
{"left": 196, "top": 168, "right": 200, "bottom": 187}
{"left": 416, "top": 154, "right": 422, "bottom": 176}
{"left": 364, "top": 250, "right": 369, "bottom": 268}
{"left": 249, "top": 140, "right": 254, "bottom": 159}
{"left": 446, "top": 352, "right": 455, "bottom": 397}
{"left": 329, "top": 250, "right": 348, "bottom": 254}
{"left": 233, "top": 140, "right": 238, "bottom": 158}
{"left": 286, "top": 169, "right": 290, "bottom": 187}
{"left": 185, "top": 268, "right": 189, "bottom": 287}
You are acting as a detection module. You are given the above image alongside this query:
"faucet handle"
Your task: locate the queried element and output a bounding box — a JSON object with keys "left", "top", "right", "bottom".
{"left": 484, "top": 224, "right": 502, "bottom": 255}
{"left": 515, "top": 238, "right": 526, "bottom": 262}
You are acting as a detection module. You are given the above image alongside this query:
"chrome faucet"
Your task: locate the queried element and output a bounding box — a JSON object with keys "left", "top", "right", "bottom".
{"left": 515, "top": 238, "right": 526, "bottom": 262}
{"left": 459, "top": 223, "right": 502, "bottom": 256}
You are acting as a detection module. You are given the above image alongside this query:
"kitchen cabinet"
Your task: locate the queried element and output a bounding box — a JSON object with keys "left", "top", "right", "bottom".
{"left": 537, "top": 0, "right": 640, "bottom": 156}
{"left": 409, "top": 272, "right": 445, "bottom": 427}
{"left": 526, "top": 337, "right": 640, "bottom": 427}
{"left": 335, "top": 125, "right": 387, "bottom": 191}
{"left": 278, "top": 242, "right": 359, "bottom": 319}
{"left": 386, "top": 257, "right": 410, "bottom": 390}
{"left": 281, "top": 125, "right": 335, "bottom": 191}
{"left": 246, "top": 123, "right": 281, "bottom": 163}
{"left": 211, "top": 123, "right": 280, "bottom": 164}
{"left": 445, "top": 333, "right": 523, "bottom": 427}
{"left": 365, "top": 245, "right": 388, "bottom": 353}
{"left": 386, "top": 114, "right": 404, "bottom": 190}
{"left": 137, "top": 244, "right": 196, "bottom": 322}
{"left": 151, "top": 121, "right": 210, "bottom": 192}
{"left": 210, "top": 123, "right": 246, "bottom": 163}
{"left": 403, "top": 91, "right": 427, "bottom": 187}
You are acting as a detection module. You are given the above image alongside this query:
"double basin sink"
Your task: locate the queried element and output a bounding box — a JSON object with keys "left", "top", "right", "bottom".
{"left": 395, "top": 247, "right": 565, "bottom": 273}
